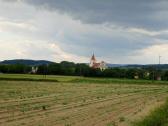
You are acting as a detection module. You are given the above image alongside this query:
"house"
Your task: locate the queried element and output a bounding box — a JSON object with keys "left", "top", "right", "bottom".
{"left": 89, "top": 54, "right": 107, "bottom": 70}
{"left": 30, "top": 66, "right": 38, "bottom": 74}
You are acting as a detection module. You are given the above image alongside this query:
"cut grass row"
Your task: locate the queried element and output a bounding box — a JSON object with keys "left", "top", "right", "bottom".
{"left": 134, "top": 99, "right": 168, "bottom": 126}
{"left": 5, "top": 92, "right": 165, "bottom": 126}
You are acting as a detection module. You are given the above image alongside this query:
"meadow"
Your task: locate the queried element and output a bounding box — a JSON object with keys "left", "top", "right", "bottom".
{"left": 0, "top": 74, "right": 168, "bottom": 126}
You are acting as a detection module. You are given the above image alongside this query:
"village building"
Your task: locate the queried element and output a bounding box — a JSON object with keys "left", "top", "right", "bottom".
{"left": 30, "top": 66, "right": 38, "bottom": 74}
{"left": 89, "top": 54, "right": 107, "bottom": 70}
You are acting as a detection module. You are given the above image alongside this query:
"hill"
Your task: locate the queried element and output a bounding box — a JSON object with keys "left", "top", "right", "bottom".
{"left": 0, "top": 59, "right": 54, "bottom": 66}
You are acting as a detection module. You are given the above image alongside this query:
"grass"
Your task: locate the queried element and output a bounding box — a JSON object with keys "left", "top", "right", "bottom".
{"left": 106, "top": 121, "right": 117, "bottom": 126}
{"left": 119, "top": 116, "right": 125, "bottom": 122}
{"left": 134, "top": 99, "right": 168, "bottom": 126}
{"left": 1, "top": 74, "right": 168, "bottom": 85}
{"left": 0, "top": 74, "right": 80, "bottom": 82}
{"left": 71, "top": 77, "right": 168, "bottom": 85}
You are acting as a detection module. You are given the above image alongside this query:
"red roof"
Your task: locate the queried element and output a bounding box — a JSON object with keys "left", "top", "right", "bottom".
{"left": 92, "top": 63, "right": 101, "bottom": 69}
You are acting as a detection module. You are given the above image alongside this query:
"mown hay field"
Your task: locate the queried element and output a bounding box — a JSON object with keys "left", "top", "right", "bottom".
{"left": 0, "top": 74, "right": 168, "bottom": 126}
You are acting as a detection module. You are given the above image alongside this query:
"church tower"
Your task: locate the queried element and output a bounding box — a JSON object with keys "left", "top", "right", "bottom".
{"left": 89, "top": 53, "right": 107, "bottom": 70}
{"left": 90, "top": 54, "right": 96, "bottom": 67}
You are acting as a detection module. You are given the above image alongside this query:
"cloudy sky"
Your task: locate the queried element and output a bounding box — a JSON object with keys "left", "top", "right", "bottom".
{"left": 0, "top": 0, "right": 168, "bottom": 64}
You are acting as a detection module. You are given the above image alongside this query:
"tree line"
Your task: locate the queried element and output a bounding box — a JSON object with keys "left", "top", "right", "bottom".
{"left": 0, "top": 61, "right": 168, "bottom": 80}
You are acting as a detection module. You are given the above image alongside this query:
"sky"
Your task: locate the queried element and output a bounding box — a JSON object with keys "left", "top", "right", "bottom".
{"left": 0, "top": 0, "right": 168, "bottom": 64}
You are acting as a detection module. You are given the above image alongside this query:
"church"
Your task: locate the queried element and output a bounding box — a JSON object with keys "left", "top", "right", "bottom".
{"left": 89, "top": 54, "right": 107, "bottom": 70}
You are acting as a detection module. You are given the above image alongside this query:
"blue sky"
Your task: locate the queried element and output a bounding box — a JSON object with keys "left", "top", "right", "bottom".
{"left": 0, "top": 0, "right": 168, "bottom": 64}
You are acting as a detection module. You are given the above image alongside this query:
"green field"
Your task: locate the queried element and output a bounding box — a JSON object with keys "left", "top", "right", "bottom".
{"left": 0, "top": 74, "right": 168, "bottom": 126}
{"left": 0, "top": 74, "right": 79, "bottom": 82}
{"left": 1, "top": 74, "right": 168, "bottom": 85}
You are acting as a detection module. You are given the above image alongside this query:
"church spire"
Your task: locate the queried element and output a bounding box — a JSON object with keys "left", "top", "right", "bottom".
{"left": 91, "top": 53, "right": 96, "bottom": 61}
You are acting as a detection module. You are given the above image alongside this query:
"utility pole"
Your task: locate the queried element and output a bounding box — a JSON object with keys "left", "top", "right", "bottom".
{"left": 158, "top": 55, "right": 162, "bottom": 81}
{"left": 152, "top": 64, "right": 155, "bottom": 82}
{"left": 159, "top": 55, "right": 161, "bottom": 65}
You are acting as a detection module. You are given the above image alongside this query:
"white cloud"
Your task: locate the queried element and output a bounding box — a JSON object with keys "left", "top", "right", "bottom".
{"left": 49, "top": 43, "right": 88, "bottom": 63}
{"left": 128, "top": 27, "right": 168, "bottom": 37}
{"left": 129, "top": 43, "right": 168, "bottom": 64}
{"left": 0, "top": 39, "right": 88, "bottom": 63}
{"left": 0, "top": 20, "right": 36, "bottom": 32}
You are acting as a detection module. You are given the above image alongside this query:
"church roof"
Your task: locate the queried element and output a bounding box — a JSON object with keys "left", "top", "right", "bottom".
{"left": 92, "top": 63, "right": 101, "bottom": 68}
